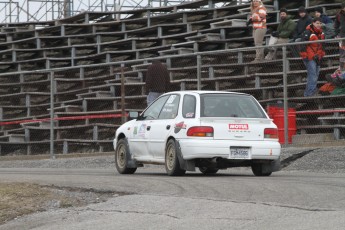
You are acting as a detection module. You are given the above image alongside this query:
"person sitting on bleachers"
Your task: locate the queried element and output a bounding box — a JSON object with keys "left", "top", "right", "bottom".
{"left": 314, "top": 7, "right": 332, "bottom": 25}
{"left": 265, "top": 8, "right": 296, "bottom": 60}
{"left": 290, "top": 6, "right": 313, "bottom": 57}
{"left": 293, "top": 6, "right": 313, "bottom": 42}
{"left": 314, "top": 6, "right": 335, "bottom": 39}
{"left": 248, "top": 0, "right": 267, "bottom": 62}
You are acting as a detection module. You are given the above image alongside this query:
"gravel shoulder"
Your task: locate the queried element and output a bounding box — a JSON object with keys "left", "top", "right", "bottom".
{"left": 1, "top": 146, "right": 345, "bottom": 173}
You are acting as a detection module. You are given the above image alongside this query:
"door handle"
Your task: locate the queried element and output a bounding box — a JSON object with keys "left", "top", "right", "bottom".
{"left": 166, "top": 125, "right": 170, "bottom": 130}
{"left": 147, "top": 126, "right": 151, "bottom": 131}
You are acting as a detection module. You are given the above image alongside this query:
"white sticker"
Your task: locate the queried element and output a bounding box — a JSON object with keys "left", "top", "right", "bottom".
{"left": 166, "top": 95, "right": 176, "bottom": 104}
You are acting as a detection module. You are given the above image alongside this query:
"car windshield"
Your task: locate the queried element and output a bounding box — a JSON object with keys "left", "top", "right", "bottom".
{"left": 200, "top": 94, "right": 266, "bottom": 118}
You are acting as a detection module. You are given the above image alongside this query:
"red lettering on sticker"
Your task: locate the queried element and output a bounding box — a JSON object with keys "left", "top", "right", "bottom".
{"left": 175, "top": 122, "right": 186, "bottom": 129}
{"left": 228, "top": 124, "right": 249, "bottom": 130}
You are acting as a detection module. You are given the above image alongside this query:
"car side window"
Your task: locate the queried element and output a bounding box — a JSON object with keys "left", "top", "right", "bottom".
{"left": 158, "top": 95, "right": 180, "bottom": 119}
{"left": 182, "top": 95, "right": 196, "bottom": 118}
{"left": 141, "top": 95, "right": 169, "bottom": 120}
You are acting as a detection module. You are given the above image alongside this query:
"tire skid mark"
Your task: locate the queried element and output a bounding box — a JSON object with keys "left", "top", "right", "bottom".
{"left": 281, "top": 149, "right": 319, "bottom": 168}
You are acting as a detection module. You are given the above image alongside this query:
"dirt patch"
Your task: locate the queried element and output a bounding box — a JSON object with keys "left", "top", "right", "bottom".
{"left": 0, "top": 182, "right": 120, "bottom": 225}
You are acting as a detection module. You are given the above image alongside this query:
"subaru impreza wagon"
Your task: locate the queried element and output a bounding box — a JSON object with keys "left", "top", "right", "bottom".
{"left": 113, "top": 91, "right": 281, "bottom": 176}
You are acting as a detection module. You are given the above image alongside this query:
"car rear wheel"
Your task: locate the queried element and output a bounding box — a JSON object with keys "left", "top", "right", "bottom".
{"left": 115, "top": 139, "right": 137, "bottom": 174}
{"left": 199, "top": 167, "right": 219, "bottom": 175}
{"left": 165, "top": 139, "right": 186, "bottom": 176}
{"left": 251, "top": 163, "right": 272, "bottom": 176}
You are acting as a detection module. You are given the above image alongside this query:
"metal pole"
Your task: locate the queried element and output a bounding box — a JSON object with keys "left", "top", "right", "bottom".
{"left": 9, "top": 1, "right": 12, "bottom": 23}
{"left": 121, "top": 63, "right": 126, "bottom": 123}
{"left": 197, "top": 55, "right": 201, "bottom": 90}
{"left": 282, "top": 46, "right": 289, "bottom": 146}
{"left": 305, "top": 0, "right": 309, "bottom": 8}
{"left": 50, "top": 71, "right": 55, "bottom": 159}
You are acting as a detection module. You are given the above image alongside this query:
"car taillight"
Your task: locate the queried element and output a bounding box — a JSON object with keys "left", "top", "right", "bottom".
{"left": 187, "top": 126, "right": 214, "bottom": 137}
{"left": 264, "top": 128, "right": 278, "bottom": 139}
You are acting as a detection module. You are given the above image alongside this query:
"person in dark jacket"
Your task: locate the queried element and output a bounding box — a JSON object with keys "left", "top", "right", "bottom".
{"left": 145, "top": 60, "right": 171, "bottom": 106}
{"left": 315, "top": 7, "right": 335, "bottom": 39}
{"left": 265, "top": 8, "right": 296, "bottom": 60}
{"left": 300, "top": 17, "right": 325, "bottom": 97}
{"left": 335, "top": 3, "right": 345, "bottom": 70}
{"left": 293, "top": 6, "right": 313, "bottom": 41}
{"left": 290, "top": 6, "right": 313, "bottom": 57}
{"left": 314, "top": 7, "right": 332, "bottom": 25}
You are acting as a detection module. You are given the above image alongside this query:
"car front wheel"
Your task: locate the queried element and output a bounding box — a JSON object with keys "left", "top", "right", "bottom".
{"left": 165, "top": 139, "right": 186, "bottom": 176}
{"left": 115, "top": 138, "right": 137, "bottom": 174}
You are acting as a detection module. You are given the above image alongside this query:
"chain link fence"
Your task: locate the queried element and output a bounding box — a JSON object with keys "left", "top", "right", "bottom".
{"left": 1, "top": 38, "right": 345, "bottom": 156}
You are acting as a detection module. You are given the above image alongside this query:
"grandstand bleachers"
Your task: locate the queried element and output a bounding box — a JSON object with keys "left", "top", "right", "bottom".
{"left": 0, "top": 0, "right": 345, "bottom": 155}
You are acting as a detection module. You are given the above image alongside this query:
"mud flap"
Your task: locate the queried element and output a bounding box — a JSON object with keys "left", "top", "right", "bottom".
{"left": 127, "top": 157, "right": 138, "bottom": 168}
{"left": 175, "top": 140, "right": 195, "bottom": 171}
{"left": 271, "top": 159, "right": 281, "bottom": 172}
{"left": 125, "top": 138, "right": 140, "bottom": 168}
{"left": 259, "top": 159, "right": 281, "bottom": 174}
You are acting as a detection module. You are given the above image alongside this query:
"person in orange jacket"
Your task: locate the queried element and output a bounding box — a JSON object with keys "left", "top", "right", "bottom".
{"left": 248, "top": 0, "right": 267, "bottom": 62}
{"left": 300, "top": 17, "right": 326, "bottom": 97}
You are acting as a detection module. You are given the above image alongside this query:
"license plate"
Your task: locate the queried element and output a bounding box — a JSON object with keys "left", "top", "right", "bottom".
{"left": 230, "top": 147, "right": 250, "bottom": 159}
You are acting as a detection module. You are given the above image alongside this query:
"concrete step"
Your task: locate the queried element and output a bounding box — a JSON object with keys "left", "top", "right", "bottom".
{"left": 0, "top": 134, "right": 25, "bottom": 142}
{"left": 186, "top": 33, "right": 220, "bottom": 42}
{"left": 292, "top": 133, "right": 335, "bottom": 145}
{"left": 159, "top": 48, "right": 194, "bottom": 56}
{"left": 210, "top": 19, "right": 246, "bottom": 28}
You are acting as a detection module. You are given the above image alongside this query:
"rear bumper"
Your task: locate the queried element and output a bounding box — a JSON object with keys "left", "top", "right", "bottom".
{"left": 178, "top": 139, "right": 281, "bottom": 160}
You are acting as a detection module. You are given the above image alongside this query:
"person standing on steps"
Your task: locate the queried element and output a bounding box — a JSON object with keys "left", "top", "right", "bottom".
{"left": 300, "top": 17, "right": 325, "bottom": 97}
{"left": 145, "top": 60, "right": 171, "bottom": 106}
{"left": 248, "top": 0, "right": 267, "bottom": 62}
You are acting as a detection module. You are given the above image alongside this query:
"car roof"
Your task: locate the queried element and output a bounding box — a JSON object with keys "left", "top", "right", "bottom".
{"left": 166, "top": 90, "right": 249, "bottom": 96}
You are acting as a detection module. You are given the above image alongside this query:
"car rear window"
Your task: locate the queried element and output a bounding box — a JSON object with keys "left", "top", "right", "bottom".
{"left": 200, "top": 94, "right": 266, "bottom": 118}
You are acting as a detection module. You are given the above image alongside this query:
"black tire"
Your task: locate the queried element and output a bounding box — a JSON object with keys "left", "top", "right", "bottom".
{"left": 251, "top": 163, "right": 272, "bottom": 177}
{"left": 115, "top": 138, "right": 137, "bottom": 174}
{"left": 199, "top": 167, "right": 219, "bottom": 175}
{"left": 165, "top": 139, "right": 186, "bottom": 176}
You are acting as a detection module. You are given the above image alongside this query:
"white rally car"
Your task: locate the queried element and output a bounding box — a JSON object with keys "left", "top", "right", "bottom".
{"left": 113, "top": 91, "right": 281, "bottom": 176}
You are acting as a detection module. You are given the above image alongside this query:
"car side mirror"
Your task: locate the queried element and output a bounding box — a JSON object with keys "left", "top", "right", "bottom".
{"left": 128, "top": 111, "right": 139, "bottom": 120}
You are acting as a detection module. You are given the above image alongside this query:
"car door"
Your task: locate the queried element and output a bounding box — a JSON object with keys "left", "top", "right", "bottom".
{"left": 128, "top": 95, "right": 169, "bottom": 160}
{"left": 147, "top": 94, "right": 180, "bottom": 160}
